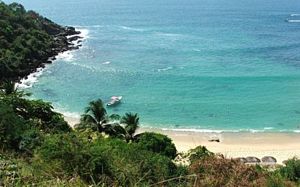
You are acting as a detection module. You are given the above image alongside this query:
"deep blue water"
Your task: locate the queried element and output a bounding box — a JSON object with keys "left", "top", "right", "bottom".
{"left": 5, "top": 0, "right": 300, "bottom": 132}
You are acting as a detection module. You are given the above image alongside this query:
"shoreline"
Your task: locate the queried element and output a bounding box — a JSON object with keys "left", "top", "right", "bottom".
{"left": 17, "top": 27, "right": 86, "bottom": 89}
{"left": 64, "top": 116, "right": 300, "bottom": 164}
{"left": 16, "top": 26, "right": 83, "bottom": 88}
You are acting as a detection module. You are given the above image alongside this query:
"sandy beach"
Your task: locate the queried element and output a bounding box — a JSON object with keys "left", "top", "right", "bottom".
{"left": 65, "top": 116, "right": 300, "bottom": 164}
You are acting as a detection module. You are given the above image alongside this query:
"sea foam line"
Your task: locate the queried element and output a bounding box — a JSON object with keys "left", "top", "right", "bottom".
{"left": 291, "top": 14, "right": 300, "bottom": 17}
{"left": 287, "top": 19, "right": 300, "bottom": 23}
{"left": 159, "top": 128, "right": 300, "bottom": 133}
{"left": 17, "top": 27, "right": 89, "bottom": 89}
{"left": 16, "top": 67, "right": 45, "bottom": 89}
{"left": 157, "top": 66, "right": 173, "bottom": 72}
{"left": 138, "top": 123, "right": 300, "bottom": 133}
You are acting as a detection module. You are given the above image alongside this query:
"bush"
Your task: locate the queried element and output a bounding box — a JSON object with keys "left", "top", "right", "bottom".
{"left": 36, "top": 133, "right": 182, "bottom": 186}
{"left": 91, "top": 137, "right": 179, "bottom": 186}
{"left": 11, "top": 98, "right": 71, "bottom": 133}
{"left": 36, "top": 133, "right": 111, "bottom": 183}
{"left": 135, "top": 132, "right": 177, "bottom": 159}
{"left": 19, "top": 127, "right": 43, "bottom": 154}
{"left": 0, "top": 154, "right": 20, "bottom": 186}
{"left": 189, "top": 155, "right": 267, "bottom": 187}
{"left": 188, "top": 145, "right": 214, "bottom": 163}
{"left": 280, "top": 158, "right": 300, "bottom": 182}
{"left": 0, "top": 100, "right": 48, "bottom": 154}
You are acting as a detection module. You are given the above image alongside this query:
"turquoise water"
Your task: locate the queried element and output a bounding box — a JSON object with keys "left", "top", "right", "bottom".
{"left": 5, "top": 0, "right": 300, "bottom": 132}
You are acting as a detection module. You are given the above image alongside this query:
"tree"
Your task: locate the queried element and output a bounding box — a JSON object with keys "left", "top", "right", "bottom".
{"left": 135, "top": 132, "right": 177, "bottom": 159}
{"left": 109, "top": 113, "right": 140, "bottom": 143}
{"left": 0, "top": 80, "right": 29, "bottom": 97}
{"left": 79, "top": 99, "right": 111, "bottom": 133}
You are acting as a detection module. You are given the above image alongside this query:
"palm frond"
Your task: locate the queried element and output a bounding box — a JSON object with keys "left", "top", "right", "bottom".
{"left": 121, "top": 113, "right": 139, "bottom": 135}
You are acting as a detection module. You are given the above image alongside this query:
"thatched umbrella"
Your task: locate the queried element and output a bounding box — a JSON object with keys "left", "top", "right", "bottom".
{"left": 234, "top": 157, "right": 247, "bottom": 163}
{"left": 245, "top": 156, "right": 261, "bottom": 163}
{"left": 261, "top": 156, "right": 277, "bottom": 164}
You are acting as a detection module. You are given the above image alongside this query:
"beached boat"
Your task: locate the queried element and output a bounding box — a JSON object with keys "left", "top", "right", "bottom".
{"left": 107, "top": 96, "right": 122, "bottom": 106}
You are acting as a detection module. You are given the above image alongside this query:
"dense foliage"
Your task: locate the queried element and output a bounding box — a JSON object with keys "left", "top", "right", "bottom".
{"left": 1, "top": 86, "right": 300, "bottom": 186}
{"left": 135, "top": 132, "right": 177, "bottom": 159}
{"left": 1, "top": 2, "right": 300, "bottom": 187}
{"left": 0, "top": 2, "right": 79, "bottom": 82}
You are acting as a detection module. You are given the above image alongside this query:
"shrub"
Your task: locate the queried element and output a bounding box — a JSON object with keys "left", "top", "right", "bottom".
{"left": 36, "top": 133, "right": 111, "bottom": 183}
{"left": 280, "top": 158, "right": 300, "bottom": 182}
{"left": 0, "top": 102, "right": 26, "bottom": 150}
{"left": 0, "top": 101, "right": 45, "bottom": 154}
{"left": 188, "top": 145, "right": 214, "bottom": 163}
{"left": 135, "top": 132, "right": 177, "bottom": 159}
{"left": 36, "top": 133, "right": 181, "bottom": 185}
{"left": 19, "top": 127, "right": 43, "bottom": 155}
{"left": 91, "top": 137, "right": 179, "bottom": 186}
{"left": 11, "top": 98, "right": 71, "bottom": 133}
{"left": 0, "top": 154, "right": 20, "bottom": 186}
{"left": 189, "top": 155, "right": 266, "bottom": 187}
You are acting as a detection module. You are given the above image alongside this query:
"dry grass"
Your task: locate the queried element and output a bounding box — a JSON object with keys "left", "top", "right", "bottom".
{"left": 189, "top": 154, "right": 269, "bottom": 187}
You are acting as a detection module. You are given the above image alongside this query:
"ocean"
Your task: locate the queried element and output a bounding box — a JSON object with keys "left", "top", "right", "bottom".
{"left": 5, "top": 0, "right": 300, "bottom": 132}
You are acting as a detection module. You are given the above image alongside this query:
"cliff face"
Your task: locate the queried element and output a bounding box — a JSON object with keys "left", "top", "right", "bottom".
{"left": 0, "top": 2, "right": 82, "bottom": 82}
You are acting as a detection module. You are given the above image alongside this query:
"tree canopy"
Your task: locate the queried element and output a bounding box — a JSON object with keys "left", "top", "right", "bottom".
{"left": 0, "top": 2, "right": 78, "bottom": 82}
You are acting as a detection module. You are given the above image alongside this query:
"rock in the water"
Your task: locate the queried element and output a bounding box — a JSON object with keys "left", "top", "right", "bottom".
{"left": 69, "top": 35, "right": 83, "bottom": 42}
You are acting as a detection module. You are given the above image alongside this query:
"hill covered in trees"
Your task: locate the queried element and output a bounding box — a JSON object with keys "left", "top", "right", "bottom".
{"left": 0, "top": 2, "right": 81, "bottom": 82}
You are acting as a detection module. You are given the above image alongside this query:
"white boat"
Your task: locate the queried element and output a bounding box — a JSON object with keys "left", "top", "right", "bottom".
{"left": 107, "top": 96, "right": 122, "bottom": 106}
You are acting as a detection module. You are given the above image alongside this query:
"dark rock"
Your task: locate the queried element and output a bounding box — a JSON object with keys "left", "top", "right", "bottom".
{"left": 69, "top": 35, "right": 82, "bottom": 42}
{"left": 65, "top": 26, "right": 80, "bottom": 36}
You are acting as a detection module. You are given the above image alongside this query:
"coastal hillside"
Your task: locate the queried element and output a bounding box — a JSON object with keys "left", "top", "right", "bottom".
{"left": 0, "top": 2, "right": 80, "bottom": 82}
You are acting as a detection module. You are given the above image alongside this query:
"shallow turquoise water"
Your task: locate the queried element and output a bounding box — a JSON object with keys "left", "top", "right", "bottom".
{"left": 5, "top": 0, "right": 300, "bottom": 132}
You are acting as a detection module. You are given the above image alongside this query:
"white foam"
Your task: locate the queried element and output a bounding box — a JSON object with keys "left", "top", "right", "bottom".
{"left": 67, "top": 28, "right": 89, "bottom": 40}
{"left": 72, "top": 25, "right": 103, "bottom": 28}
{"left": 76, "top": 28, "right": 90, "bottom": 40}
{"left": 56, "top": 51, "right": 75, "bottom": 62}
{"left": 156, "top": 32, "right": 180, "bottom": 36}
{"left": 162, "top": 128, "right": 225, "bottom": 133}
{"left": 57, "top": 28, "right": 90, "bottom": 62}
{"left": 193, "top": 48, "right": 201, "bottom": 52}
{"left": 291, "top": 14, "right": 300, "bottom": 17}
{"left": 119, "top": 26, "right": 145, "bottom": 32}
{"left": 18, "top": 27, "right": 89, "bottom": 89}
{"left": 263, "top": 127, "right": 274, "bottom": 130}
{"left": 157, "top": 66, "right": 173, "bottom": 72}
{"left": 16, "top": 67, "right": 45, "bottom": 89}
{"left": 287, "top": 19, "right": 300, "bottom": 23}
{"left": 69, "top": 62, "right": 95, "bottom": 71}
{"left": 102, "top": 61, "right": 111, "bottom": 65}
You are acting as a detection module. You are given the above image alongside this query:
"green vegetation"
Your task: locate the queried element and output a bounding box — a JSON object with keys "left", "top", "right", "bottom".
{"left": 1, "top": 83, "right": 300, "bottom": 186}
{"left": 1, "top": 2, "right": 300, "bottom": 186}
{"left": 0, "top": 2, "right": 79, "bottom": 82}
{"left": 135, "top": 132, "right": 177, "bottom": 159}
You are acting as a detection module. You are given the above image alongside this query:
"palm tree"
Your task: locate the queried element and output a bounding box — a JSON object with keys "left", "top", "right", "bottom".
{"left": 110, "top": 113, "right": 140, "bottom": 143}
{"left": 80, "top": 99, "right": 109, "bottom": 133}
